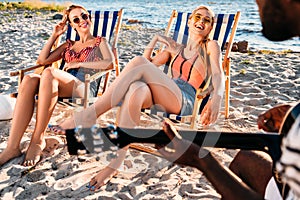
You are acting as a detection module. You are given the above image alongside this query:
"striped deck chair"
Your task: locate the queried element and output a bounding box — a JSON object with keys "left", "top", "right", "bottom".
{"left": 142, "top": 10, "right": 240, "bottom": 129}
{"left": 10, "top": 9, "right": 124, "bottom": 108}
{"left": 130, "top": 10, "right": 240, "bottom": 156}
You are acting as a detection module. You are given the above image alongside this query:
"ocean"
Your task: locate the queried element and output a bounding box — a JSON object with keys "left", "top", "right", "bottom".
{"left": 14, "top": 0, "right": 300, "bottom": 51}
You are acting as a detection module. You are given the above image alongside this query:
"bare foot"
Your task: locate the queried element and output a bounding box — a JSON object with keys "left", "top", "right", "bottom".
{"left": 23, "top": 140, "right": 46, "bottom": 166}
{"left": 87, "top": 166, "right": 119, "bottom": 191}
{"left": 58, "top": 118, "right": 74, "bottom": 133}
{"left": 0, "top": 148, "right": 22, "bottom": 166}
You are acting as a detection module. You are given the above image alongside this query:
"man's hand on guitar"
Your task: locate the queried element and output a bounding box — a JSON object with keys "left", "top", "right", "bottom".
{"left": 158, "top": 120, "right": 210, "bottom": 170}
{"left": 257, "top": 104, "right": 292, "bottom": 133}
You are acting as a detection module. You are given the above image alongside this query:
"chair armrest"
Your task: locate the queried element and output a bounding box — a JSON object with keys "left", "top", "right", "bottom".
{"left": 196, "top": 88, "right": 211, "bottom": 100}
{"left": 87, "top": 69, "right": 113, "bottom": 82}
{"left": 10, "top": 64, "right": 44, "bottom": 76}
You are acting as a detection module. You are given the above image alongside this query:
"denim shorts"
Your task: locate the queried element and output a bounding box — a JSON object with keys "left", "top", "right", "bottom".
{"left": 173, "top": 78, "right": 196, "bottom": 116}
{"left": 69, "top": 68, "right": 98, "bottom": 97}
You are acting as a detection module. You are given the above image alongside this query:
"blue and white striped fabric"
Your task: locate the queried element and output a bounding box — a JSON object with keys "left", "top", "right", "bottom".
{"left": 170, "top": 12, "right": 236, "bottom": 50}
{"left": 277, "top": 115, "right": 300, "bottom": 199}
{"left": 142, "top": 107, "right": 193, "bottom": 123}
{"left": 66, "top": 10, "right": 119, "bottom": 45}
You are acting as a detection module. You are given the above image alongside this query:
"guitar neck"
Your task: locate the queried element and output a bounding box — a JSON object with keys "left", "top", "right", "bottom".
{"left": 99, "top": 127, "right": 282, "bottom": 162}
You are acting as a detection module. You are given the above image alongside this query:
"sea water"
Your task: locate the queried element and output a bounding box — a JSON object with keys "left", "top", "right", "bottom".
{"left": 12, "top": 0, "right": 300, "bottom": 51}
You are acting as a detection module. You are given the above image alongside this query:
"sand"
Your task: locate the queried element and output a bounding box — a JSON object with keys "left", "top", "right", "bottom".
{"left": 0, "top": 9, "right": 299, "bottom": 199}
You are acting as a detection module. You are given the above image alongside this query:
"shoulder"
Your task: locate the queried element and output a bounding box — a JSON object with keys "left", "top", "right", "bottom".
{"left": 96, "top": 36, "right": 107, "bottom": 43}
{"left": 206, "top": 40, "right": 221, "bottom": 51}
{"left": 205, "top": 40, "right": 221, "bottom": 57}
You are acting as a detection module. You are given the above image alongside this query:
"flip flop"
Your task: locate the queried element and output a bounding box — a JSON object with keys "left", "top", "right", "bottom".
{"left": 48, "top": 124, "right": 66, "bottom": 135}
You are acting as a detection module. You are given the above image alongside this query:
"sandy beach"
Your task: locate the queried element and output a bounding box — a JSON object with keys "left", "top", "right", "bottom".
{"left": 0, "top": 9, "right": 299, "bottom": 199}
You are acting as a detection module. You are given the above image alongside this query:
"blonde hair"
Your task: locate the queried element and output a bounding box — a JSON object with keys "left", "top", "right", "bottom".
{"left": 189, "top": 5, "right": 215, "bottom": 27}
{"left": 189, "top": 6, "right": 215, "bottom": 76}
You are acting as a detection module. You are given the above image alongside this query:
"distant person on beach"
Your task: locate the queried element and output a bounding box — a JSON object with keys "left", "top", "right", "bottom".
{"left": 51, "top": 5, "right": 225, "bottom": 190}
{"left": 160, "top": 0, "right": 300, "bottom": 199}
{"left": 0, "top": 5, "right": 114, "bottom": 167}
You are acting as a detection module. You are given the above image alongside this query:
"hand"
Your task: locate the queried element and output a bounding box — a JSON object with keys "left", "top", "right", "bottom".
{"left": 63, "top": 62, "right": 80, "bottom": 71}
{"left": 257, "top": 104, "right": 291, "bottom": 132}
{"left": 200, "top": 98, "right": 221, "bottom": 126}
{"left": 158, "top": 120, "right": 209, "bottom": 169}
{"left": 156, "top": 35, "right": 181, "bottom": 54}
{"left": 52, "top": 16, "right": 68, "bottom": 38}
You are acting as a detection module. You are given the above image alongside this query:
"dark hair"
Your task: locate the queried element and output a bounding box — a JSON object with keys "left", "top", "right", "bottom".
{"left": 64, "top": 5, "right": 91, "bottom": 23}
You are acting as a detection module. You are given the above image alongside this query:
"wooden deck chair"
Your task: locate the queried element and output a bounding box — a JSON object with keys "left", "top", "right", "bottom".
{"left": 10, "top": 9, "right": 124, "bottom": 109}
{"left": 141, "top": 10, "right": 240, "bottom": 129}
{"left": 167, "top": 10, "right": 240, "bottom": 119}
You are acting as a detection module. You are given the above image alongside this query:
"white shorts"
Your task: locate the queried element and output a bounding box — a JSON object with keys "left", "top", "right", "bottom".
{"left": 264, "top": 177, "right": 282, "bottom": 200}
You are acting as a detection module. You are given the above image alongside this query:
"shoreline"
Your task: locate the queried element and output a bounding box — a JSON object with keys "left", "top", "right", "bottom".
{"left": 0, "top": 9, "right": 299, "bottom": 199}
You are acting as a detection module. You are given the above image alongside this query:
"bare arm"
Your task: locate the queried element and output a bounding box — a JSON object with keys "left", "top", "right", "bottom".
{"left": 36, "top": 17, "right": 68, "bottom": 66}
{"left": 201, "top": 40, "right": 224, "bottom": 125}
{"left": 159, "top": 121, "right": 263, "bottom": 200}
{"left": 143, "top": 34, "right": 181, "bottom": 66}
{"left": 63, "top": 38, "right": 115, "bottom": 71}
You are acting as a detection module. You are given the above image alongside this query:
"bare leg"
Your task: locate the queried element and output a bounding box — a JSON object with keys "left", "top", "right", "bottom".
{"left": 59, "top": 56, "right": 182, "bottom": 129}
{"left": 88, "top": 81, "right": 153, "bottom": 190}
{"left": 23, "top": 68, "right": 80, "bottom": 166}
{"left": 117, "top": 81, "right": 153, "bottom": 127}
{"left": 58, "top": 56, "right": 182, "bottom": 189}
{"left": 0, "top": 74, "right": 40, "bottom": 166}
{"left": 229, "top": 150, "right": 273, "bottom": 197}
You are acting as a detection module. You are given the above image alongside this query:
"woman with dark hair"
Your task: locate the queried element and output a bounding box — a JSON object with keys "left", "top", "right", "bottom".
{"left": 0, "top": 5, "right": 114, "bottom": 167}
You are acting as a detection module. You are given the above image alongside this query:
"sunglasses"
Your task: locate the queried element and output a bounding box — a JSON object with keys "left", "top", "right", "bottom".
{"left": 72, "top": 13, "right": 89, "bottom": 24}
{"left": 193, "top": 14, "right": 212, "bottom": 24}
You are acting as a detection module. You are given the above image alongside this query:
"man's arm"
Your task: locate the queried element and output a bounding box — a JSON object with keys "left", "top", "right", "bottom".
{"left": 159, "top": 120, "right": 263, "bottom": 200}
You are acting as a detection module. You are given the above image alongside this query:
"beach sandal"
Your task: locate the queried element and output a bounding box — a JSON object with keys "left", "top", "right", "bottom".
{"left": 48, "top": 124, "right": 66, "bottom": 135}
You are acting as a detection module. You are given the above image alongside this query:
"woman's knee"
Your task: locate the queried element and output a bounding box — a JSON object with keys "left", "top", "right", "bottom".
{"left": 125, "top": 56, "right": 149, "bottom": 70}
{"left": 125, "top": 81, "right": 152, "bottom": 105}
{"left": 128, "top": 81, "right": 150, "bottom": 97}
{"left": 230, "top": 150, "right": 272, "bottom": 176}
{"left": 19, "top": 74, "right": 40, "bottom": 93}
{"left": 40, "top": 67, "right": 56, "bottom": 80}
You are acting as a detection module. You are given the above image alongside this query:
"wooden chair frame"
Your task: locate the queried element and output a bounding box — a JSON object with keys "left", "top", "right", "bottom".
{"left": 130, "top": 10, "right": 240, "bottom": 155}
{"left": 164, "top": 10, "right": 241, "bottom": 120}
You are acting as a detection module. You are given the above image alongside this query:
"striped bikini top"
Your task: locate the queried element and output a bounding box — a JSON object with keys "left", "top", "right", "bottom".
{"left": 169, "top": 48, "right": 208, "bottom": 89}
{"left": 63, "top": 36, "right": 103, "bottom": 63}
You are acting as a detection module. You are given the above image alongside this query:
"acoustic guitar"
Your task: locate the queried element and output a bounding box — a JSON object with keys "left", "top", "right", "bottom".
{"left": 65, "top": 102, "right": 300, "bottom": 163}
